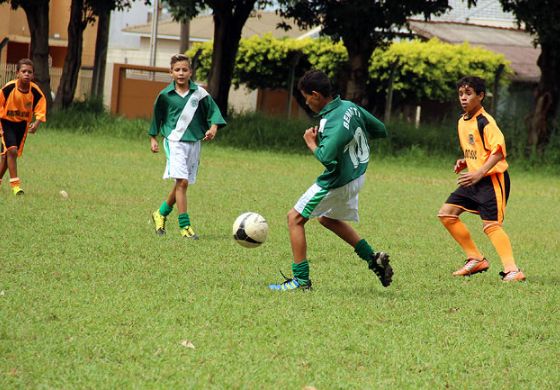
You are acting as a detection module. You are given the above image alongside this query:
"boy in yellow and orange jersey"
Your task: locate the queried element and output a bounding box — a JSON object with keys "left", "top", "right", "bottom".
{"left": 438, "top": 76, "right": 525, "bottom": 282}
{"left": 0, "top": 58, "right": 46, "bottom": 195}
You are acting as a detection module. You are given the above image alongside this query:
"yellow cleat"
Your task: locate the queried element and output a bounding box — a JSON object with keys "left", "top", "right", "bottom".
{"left": 12, "top": 185, "right": 24, "bottom": 196}
{"left": 151, "top": 210, "right": 166, "bottom": 235}
{"left": 180, "top": 226, "right": 199, "bottom": 240}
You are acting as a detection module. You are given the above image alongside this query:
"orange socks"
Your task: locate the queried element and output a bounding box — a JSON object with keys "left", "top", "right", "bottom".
{"left": 485, "top": 225, "right": 517, "bottom": 272}
{"left": 439, "top": 216, "right": 483, "bottom": 260}
{"left": 9, "top": 177, "right": 20, "bottom": 188}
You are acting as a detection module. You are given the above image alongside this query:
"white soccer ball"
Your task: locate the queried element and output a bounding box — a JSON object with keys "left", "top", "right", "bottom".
{"left": 232, "top": 212, "right": 268, "bottom": 248}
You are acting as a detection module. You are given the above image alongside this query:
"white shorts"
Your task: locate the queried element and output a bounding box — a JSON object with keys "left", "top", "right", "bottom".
{"left": 163, "top": 139, "right": 201, "bottom": 183}
{"left": 294, "top": 174, "right": 365, "bottom": 221}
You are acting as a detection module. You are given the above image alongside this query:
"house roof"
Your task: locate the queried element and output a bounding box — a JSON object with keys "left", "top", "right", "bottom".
{"left": 408, "top": 20, "right": 540, "bottom": 82}
{"left": 122, "top": 11, "right": 309, "bottom": 41}
{"left": 430, "top": 0, "right": 518, "bottom": 27}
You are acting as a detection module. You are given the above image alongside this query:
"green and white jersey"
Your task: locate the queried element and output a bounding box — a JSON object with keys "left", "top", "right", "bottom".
{"left": 149, "top": 80, "right": 226, "bottom": 142}
{"left": 314, "top": 96, "right": 387, "bottom": 189}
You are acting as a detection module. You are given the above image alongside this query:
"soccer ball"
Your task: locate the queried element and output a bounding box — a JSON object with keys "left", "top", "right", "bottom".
{"left": 232, "top": 212, "right": 268, "bottom": 248}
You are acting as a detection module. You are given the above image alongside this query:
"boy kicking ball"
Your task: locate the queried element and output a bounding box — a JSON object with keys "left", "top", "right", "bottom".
{"left": 438, "top": 76, "right": 525, "bottom": 282}
{"left": 269, "top": 70, "right": 393, "bottom": 291}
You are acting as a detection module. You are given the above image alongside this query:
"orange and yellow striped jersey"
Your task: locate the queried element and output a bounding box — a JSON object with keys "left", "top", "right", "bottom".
{"left": 0, "top": 80, "right": 46, "bottom": 124}
{"left": 457, "top": 107, "right": 508, "bottom": 175}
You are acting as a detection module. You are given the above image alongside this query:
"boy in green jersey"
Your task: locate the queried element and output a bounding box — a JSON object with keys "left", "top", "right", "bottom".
{"left": 149, "top": 54, "right": 226, "bottom": 239}
{"left": 269, "top": 70, "right": 393, "bottom": 291}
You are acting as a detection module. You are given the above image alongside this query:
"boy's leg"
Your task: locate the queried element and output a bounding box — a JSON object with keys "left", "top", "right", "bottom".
{"left": 0, "top": 154, "right": 6, "bottom": 186}
{"left": 176, "top": 179, "right": 198, "bottom": 240}
{"left": 6, "top": 148, "right": 23, "bottom": 195}
{"left": 318, "top": 216, "right": 393, "bottom": 287}
{"left": 269, "top": 208, "right": 311, "bottom": 291}
{"left": 438, "top": 204, "right": 488, "bottom": 276}
{"left": 484, "top": 223, "right": 525, "bottom": 280}
{"left": 151, "top": 184, "right": 176, "bottom": 236}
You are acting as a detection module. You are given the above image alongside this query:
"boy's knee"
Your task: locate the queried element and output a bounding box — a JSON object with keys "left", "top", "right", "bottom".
{"left": 6, "top": 148, "right": 18, "bottom": 158}
{"left": 483, "top": 222, "right": 501, "bottom": 234}
{"left": 175, "top": 179, "right": 188, "bottom": 188}
{"left": 438, "top": 215, "right": 458, "bottom": 228}
{"left": 287, "top": 208, "right": 304, "bottom": 227}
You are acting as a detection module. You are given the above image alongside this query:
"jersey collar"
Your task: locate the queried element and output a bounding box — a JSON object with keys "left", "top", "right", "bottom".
{"left": 463, "top": 106, "right": 485, "bottom": 121}
{"left": 317, "top": 95, "right": 342, "bottom": 117}
{"left": 163, "top": 80, "right": 198, "bottom": 95}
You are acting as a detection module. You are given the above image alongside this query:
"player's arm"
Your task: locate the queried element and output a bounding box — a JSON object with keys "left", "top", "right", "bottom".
{"left": 29, "top": 86, "right": 47, "bottom": 133}
{"left": 202, "top": 95, "right": 226, "bottom": 141}
{"left": 359, "top": 107, "right": 387, "bottom": 139}
{"left": 148, "top": 95, "right": 163, "bottom": 152}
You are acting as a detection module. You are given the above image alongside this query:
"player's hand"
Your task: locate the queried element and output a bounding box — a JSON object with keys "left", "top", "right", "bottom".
{"left": 303, "top": 126, "right": 318, "bottom": 152}
{"left": 457, "top": 170, "right": 483, "bottom": 187}
{"left": 454, "top": 158, "right": 467, "bottom": 173}
{"left": 150, "top": 138, "right": 159, "bottom": 153}
{"left": 203, "top": 127, "right": 217, "bottom": 141}
{"left": 28, "top": 121, "right": 40, "bottom": 134}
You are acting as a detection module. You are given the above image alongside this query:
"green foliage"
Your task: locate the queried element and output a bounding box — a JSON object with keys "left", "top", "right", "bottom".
{"left": 188, "top": 35, "right": 348, "bottom": 90}
{"left": 369, "top": 38, "right": 513, "bottom": 103}
{"left": 189, "top": 36, "right": 510, "bottom": 105}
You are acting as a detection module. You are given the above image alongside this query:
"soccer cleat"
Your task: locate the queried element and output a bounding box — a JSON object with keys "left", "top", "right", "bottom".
{"left": 12, "top": 185, "right": 24, "bottom": 196}
{"left": 500, "top": 269, "right": 526, "bottom": 282}
{"left": 151, "top": 210, "right": 167, "bottom": 235}
{"left": 180, "top": 226, "right": 199, "bottom": 240}
{"left": 269, "top": 272, "right": 312, "bottom": 291}
{"left": 453, "top": 257, "right": 490, "bottom": 276}
{"left": 368, "top": 252, "right": 393, "bottom": 287}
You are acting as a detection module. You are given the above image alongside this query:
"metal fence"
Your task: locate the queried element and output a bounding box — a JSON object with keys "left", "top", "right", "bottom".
{"left": 0, "top": 63, "right": 93, "bottom": 100}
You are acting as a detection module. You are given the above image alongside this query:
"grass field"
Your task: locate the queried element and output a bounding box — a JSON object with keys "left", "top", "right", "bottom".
{"left": 1, "top": 129, "right": 559, "bottom": 388}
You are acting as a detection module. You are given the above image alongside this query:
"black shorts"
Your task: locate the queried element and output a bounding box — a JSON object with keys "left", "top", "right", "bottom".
{"left": 445, "top": 171, "right": 510, "bottom": 223}
{"left": 0, "top": 119, "right": 28, "bottom": 156}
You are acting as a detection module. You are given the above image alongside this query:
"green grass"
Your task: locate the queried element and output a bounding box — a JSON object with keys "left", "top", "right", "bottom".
{"left": 1, "top": 129, "right": 559, "bottom": 388}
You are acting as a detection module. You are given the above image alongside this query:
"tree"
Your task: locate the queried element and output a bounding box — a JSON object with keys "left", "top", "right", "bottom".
{"left": 277, "top": 0, "right": 460, "bottom": 109}
{"left": 54, "top": 0, "right": 93, "bottom": 109}
{"left": 90, "top": 1, "right": 144, "bottom": 100}
{"left": 1, "top": 0, "right": 53, "bottom": 111}
{"left": 498, "top": 0, "right": 560, "bottom": 155}
{"left": 167, "top": 0, "right": 273, "bottom": 116}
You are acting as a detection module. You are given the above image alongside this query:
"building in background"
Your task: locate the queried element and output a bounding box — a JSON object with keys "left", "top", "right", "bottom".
{"left": 106, "top": 9, "right": 309, "bottom": 115}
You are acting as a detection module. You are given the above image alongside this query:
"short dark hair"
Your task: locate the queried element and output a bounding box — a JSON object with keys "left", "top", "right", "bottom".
{"left": 170, "top": 53, "right": 191, "bottom": 68}
{"left": 297, "top": 70, "right": 332, "bottom": 97}
{"left": 457, "top": 76, "right": 486, "bottom": 96}
{"left": 16, "top": 58, "right": 34, "bottom": 71}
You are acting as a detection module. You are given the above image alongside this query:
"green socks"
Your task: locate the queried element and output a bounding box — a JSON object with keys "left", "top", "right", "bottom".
{"left": 292, "top": 260, "right": 309, "bottom": 284}
{"left": 158, "top": 203, "right": 191, "bottom": 229}
{"left": 178, "top": 213, "right": 191, "bottom": 229}
{"left": 159, "top": 201, "right": 173, "bottom": 217}
{"left": 355, "top": 239, "right": 374, "bottom": 261}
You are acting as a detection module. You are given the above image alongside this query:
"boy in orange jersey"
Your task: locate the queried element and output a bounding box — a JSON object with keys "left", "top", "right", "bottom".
{"left": 438, "top": 76, "right": 525, "bottom": 282}
{"left": 0, "top": 58, "right": 47, "bottom": 195}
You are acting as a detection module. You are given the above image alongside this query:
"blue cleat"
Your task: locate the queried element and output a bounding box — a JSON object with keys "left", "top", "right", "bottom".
{"left": 269, "top": 272, "right": 312, "bottom": 291}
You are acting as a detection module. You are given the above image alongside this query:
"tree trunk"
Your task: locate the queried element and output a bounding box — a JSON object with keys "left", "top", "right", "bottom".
{"left": 206, "top": 3, "right": 255, "bottom": 117}
{"left": 22, "top": 1, "right": 53, "bottom": 112}
{"left": 55, "top": 0, "right": 86, "bottom": 109}
{"left": 527, "top": 43, "right": 560, "bottom": 156}
{"left": 342, "top": 35, "right": 375, "bottom": 109}
{"left": 91, "top": 9, "right": 110, "bottom": 99}
{"left": 179, "top": 20, "right": 190, "bottom": 53}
